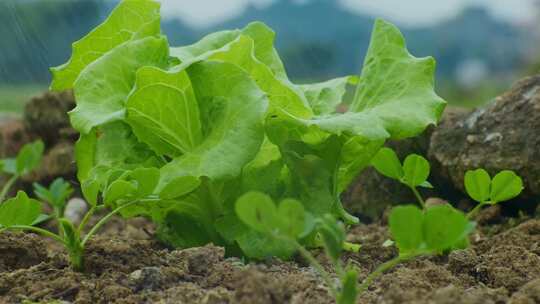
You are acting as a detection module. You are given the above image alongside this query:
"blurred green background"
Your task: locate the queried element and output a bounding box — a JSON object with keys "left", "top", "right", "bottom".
{"left": 1, "top": 0, "right": 539, "bottom": 118}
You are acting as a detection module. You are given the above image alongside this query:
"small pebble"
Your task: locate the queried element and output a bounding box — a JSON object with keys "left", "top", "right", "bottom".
{"left": 64, "top": 198, "right": 88, "bottom": 225}
{"left": 128, "top": 267, "right": 162, "bottom": 291}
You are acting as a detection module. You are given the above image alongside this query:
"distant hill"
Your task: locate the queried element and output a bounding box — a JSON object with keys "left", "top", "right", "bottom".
{"left": 200, "top": 0, "right": 531, "bottom": 81}
{"left": 0, "top": 0, "right": 532, "bottom": 85}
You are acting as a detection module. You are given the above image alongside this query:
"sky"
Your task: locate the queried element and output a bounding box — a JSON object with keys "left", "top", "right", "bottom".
{"left": 160, "top": 0, "right": 538, "bottom": 28}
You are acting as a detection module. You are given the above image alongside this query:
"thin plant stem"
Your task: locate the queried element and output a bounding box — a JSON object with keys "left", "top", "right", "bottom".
{"left": 77, "top": 205, "right": 106, "bottom": 233}
{"left": 410, "top": 186, "right": 425, "bottom": 210}
{"left": 4, "top": 225, "right": 63, "bottom": 243}
{"left": 0, "top": 174, "right": 19, "bottom": 202}
{"left": 293, "top": 241, "right": 339, "bottom": 299}
{"left": 81, "top": 199, "right": 158, "bottom": 246}
{"left": 358, "top": 253, "right": 418, "bottom": 295}
{"left": 467, "top": 201, "right": 489, "bottom": 219}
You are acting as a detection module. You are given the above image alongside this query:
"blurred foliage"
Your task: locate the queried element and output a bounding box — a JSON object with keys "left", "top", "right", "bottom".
{"left": 0, "top": 0, "right": 537, "bottom": 113}
{"left": 0, "top": 85, "right": 45, "bottom": 119}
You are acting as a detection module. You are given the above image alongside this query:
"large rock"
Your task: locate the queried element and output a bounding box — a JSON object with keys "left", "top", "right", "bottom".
{"left": 23, "top": 90, "right": 76, "bottom": 145}
{"left": 1, "top": 91, "right": 77, "bottom": 193}
{"left": 343, "top": 74, "right": 540, "bottom": 221}
{"left": 22, "top": 140, "right": 76, "bottom": 184}
{"left": 0, "top": 119, "right": 30, "bottom": 158}
{"left": 429, "top": 75, "right": 540, "bottom": 197}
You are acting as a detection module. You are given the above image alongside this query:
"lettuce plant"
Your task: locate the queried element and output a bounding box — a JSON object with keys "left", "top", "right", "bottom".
{"left": 51, "top": 0, "right": 445, "bottom": 259}
{"left": 0, "top": 140, "right": 44, "bottom": 201}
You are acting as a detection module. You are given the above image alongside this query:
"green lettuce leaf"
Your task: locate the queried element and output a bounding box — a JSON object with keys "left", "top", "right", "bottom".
{"left": 264, "top": 19, "right": 445, "bottom": 222}
{"left": 50, "top": 0, "right": 161, "bottom": 91}
{"left": 126, "top": 66, "right": 203, "bottom": 157}
{"left": 170, "top": 23, "right": 312, "bottom": 119}
{"left": 70, "top": 36, "right": 169, "bottom": 133}
{"left": 349, "top": 19, "right": 446, "bottom": 139}
{"left": 300, "top": 76, "right": 357, "bottom": 115}
{"left": 157, "top": 61, "right": 267, "bottom": 188}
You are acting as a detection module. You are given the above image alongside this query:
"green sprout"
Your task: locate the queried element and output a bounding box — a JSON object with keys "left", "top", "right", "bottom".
{"left": 358, "top": 204, "right": 475, "bottom": 294}
{"left": 0, "top": 173, "right": 160, "bottom": 272}
{"left": 371, "top": 147, "right": 432, "bottom": 209}
{"left": 235, "top": 192, "right": 360, "bottom": 304}
{"left": 464, "top": 169, "right": 523, "bottom": 219}
{"left": 0, "top": 140, "right": 44, "bottom": 201}
{"left": 234, "top": 190, "right": 476, "bottom": 302}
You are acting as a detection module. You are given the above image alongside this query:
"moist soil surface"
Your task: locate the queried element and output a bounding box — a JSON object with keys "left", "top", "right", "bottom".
{"left": 0, "top": 213, "right": 539, "bottom": 304}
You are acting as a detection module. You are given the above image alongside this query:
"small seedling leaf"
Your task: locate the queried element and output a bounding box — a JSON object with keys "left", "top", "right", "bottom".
{"left": 317, "top": 214, "right": 346, "bottom": 263}
{"left": 48, "top": 178, "right": 73, "bottom": 210}
{"left": 300, "top": 211, "right": 316, "bottom": 238}
{"left": 402, "top": 154, "right": 430, "bottom": 187}
{"left": 0, "top": 191, "right": 41, "bottom": 227}
{"left": 371, "top": 147, "right": 403, "bottom": 180}
{"left": 32, "top": 214, "right": 52, "bottom": 226}
{"left": 490, "top": 170, "right": 523, "bottom": 203}
{"left": 278, "top": 198, "right": 305, "bottom": 237}
{"left": 337, "top": 269, "right": 359, "bottom": 304}
{"left": 34, "top": 178, "right": 73, "bottom": 212}
{"left": 419, "top": 180, "right": 434, "bottom": 188}
{"left": 15, "top": 140, "right": 44, "bottom": 175}
{"left": 464, "top": 169, "right": 491, "bottom": 203}
{"left": 423, "top": 204, "right": 471, "bottom": 252}
{"left": 0, "top": 159, "right": 17, "bottom": 175}
{"left": 389, "top": 205, "right": 424, "bottom": 253}
{"left": 235, "top": 192, "right": 279, "bottom": 233}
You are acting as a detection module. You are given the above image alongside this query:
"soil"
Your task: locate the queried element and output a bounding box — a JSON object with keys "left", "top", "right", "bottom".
{"left": 0, "top": 211, "right": 538, "bottom": 304}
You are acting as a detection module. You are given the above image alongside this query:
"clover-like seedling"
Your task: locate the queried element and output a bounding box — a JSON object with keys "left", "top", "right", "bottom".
{"left": 0, "top": 140, "right": 44, "bottom": 202}
{"left": 358, "top": 204, "right": 475, "bottom": 294}
{"left": 235, "top": 192, "right": 359, "bottom": 304}
{"left": 0, "top": 170, "right": 162, "bottom": 271}
{"left": 34, "top": 177, "right": 74, "bottom": 219}
{"left": 371, "top": 147, "right": 432, "bottom": 209}
{"left": 464, "top": 169, "right": 523, "bottom": 219}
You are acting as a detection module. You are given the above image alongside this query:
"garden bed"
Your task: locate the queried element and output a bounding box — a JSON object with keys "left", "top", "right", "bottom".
{"left": 1, "top": 213, "right": 538, "bottom": 304}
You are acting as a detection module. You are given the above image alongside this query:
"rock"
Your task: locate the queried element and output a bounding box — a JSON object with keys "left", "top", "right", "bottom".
{"left": 128, "top": 267, "right": 163, "bottom": 291}
{"left": 429, "top": 75, "right": 540, "bottom": 197}
{"left": 23, "top": 90, "right": 76, "bottom": 145}
{"left": 40, "top": 141, "right": 76, "bottom": 179}
{"left": 425, "top": 197, "right": 449, "bottom": 208}
{"left": 1, "top": 90, "right": 77, "bottom": 192}
{"left": 475, "top": 204, "right": 503, "bottom": 224}
{"left": 0, "top": 118, "right": 30, "bottom": 158}
{"left": 21, "top": 140, "right": 76, "bottom": 183}
{"left": 185, "top": 245, "right": 225, "bottom": 276}
{"left": 64, "top": 198, "right": 88, "bottom": 225}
